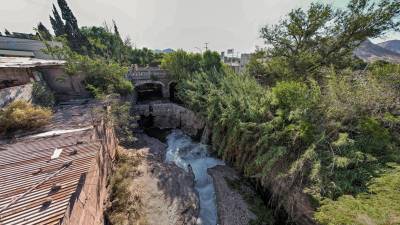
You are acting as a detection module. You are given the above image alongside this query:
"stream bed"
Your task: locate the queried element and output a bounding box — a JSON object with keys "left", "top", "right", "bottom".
{"left": 165, "top": 129, "right": 224, "bottom": 225}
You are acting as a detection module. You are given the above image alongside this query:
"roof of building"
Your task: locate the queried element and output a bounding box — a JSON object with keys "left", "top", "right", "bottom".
{"left": 0, "top": 101, "right": 103, "bottom": 225}
{"left": 0, "top": 36, "right": 62, "bottom": 60}
{"left": 0, "top": 50, "right": 35, "bottom": 58}
{"left": 0, "top": 57, "right": 65, "bottom": 68}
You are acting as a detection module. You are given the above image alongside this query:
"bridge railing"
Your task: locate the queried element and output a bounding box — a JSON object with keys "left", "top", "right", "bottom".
{"left": 126, "top": 68, "right": 169, "bottom": 80}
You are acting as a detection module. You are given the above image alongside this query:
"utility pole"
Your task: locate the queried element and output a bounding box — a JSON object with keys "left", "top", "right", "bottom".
{"left": 204, "top": 42, "right": 209, "bottom": 51}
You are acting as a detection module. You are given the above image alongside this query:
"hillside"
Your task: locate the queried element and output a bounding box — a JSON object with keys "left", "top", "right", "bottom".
{"left": 378, "top": 40, "right": 400, "bottom": 54}
{"left": 354, "top": 39, "right": 400, "bottom": 63}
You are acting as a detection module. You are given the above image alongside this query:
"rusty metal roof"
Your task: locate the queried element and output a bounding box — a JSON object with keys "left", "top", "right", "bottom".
{"left": 0, "top": 101, "right": 103, "bottom": 225}
{"left": 0, "top": 130, "right": 99, "bottom": 225}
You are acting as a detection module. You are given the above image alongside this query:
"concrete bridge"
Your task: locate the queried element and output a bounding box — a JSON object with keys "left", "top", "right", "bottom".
{"left": 126, "top": 67, "right": 177, "bottom": 103}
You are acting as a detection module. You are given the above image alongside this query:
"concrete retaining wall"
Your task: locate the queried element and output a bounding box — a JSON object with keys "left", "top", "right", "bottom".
{"left": 0, "top": 83, "right": 33, "bottom": 107}
{"left": 40, "top": 67, "right": 90, "bottom": 101}
{"left": 135, "top": 103, "right": 205, "bottom": 137}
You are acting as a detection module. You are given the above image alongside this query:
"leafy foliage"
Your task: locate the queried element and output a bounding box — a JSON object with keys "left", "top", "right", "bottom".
{"left": 177, "top": 60, "right": 400, "bottom": 223}
{"left": 46, "top": 42, "right": 133, "bottom": 97}
{"left": 50, "top": 0, "right": 90, "bottom": 54}
{"left": 315, "top": 165, "right": 400, "bottom": 225}
{"left": 36, "top": 22, "right": 52, "bottom": 40}
{"left": 259, "top": 0, "right": 400, "bottom": 82}
{"left": 161, "top": 50, "right": 222, "bottom": 80}
{"left": 0, "top": 100, "right": 53, "bottom": 134}
{"left": 110, "top": 100, "right": 138, "bottom": 147}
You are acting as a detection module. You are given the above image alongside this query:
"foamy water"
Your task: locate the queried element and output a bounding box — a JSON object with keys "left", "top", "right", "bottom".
{"left": 165, "top": 130, "right": 224, "bottom": 225}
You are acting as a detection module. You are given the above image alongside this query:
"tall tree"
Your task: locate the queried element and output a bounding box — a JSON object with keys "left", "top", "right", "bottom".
{"left": 260, "top": 0, "right": 400, "bottom": 81}
{"left": 37, "top": 22, "right": 52, "bottom": 40}
{"left": 50, "top": 4, "right": 65, "bottom": 36}
{"left": 4, "top": 29, "right": 11, "bottom": 36}
{"left": 113, "top": 20, "right": 121, "bottom": 39}
{"left": 56, "top": 0, "right": 90, "bottom": 53}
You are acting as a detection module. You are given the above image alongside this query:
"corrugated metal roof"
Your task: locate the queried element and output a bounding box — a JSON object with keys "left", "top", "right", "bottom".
{"left": 0, "top": 50, "right": 35, "bottom": 57}
{"left": 0, "top": 130, "right": 98, "bottom": 225}
{"left": 0, "top": 37, "right": 62, "bottom": 60}
{"left": 0, "top": 101, "right": 104, "bottom": 225}
{"left": 0, "top": 57, "right": 65, "bottom": 68}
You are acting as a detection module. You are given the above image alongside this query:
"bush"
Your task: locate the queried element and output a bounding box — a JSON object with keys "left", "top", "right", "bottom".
{"left": 315, "top": 165, "right": 400, "bottom": 225}
{"left": 110, "top": 100, "right": 137, "bottom": 147}
{"left": 177, "top": 64, "right": 400, "bottom": 223}
{"left": 0, "top": 100, "right": 53, "bottom": 134}
{"left": 65, "top": 53, "right": 133, "bottom": 97}
{"left": 32, "top": 81, "right": 55, "bottom": 107}
{"left": 46, "top": 39, "right": 133, "bottom": 98}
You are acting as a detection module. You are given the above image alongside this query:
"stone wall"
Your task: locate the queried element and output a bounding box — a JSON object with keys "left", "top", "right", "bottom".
{"left": 0, "top": 83, "right": 33, "bottom": 107}
{"left": 40, "top": 67, "right": 90, "bottom": 101}
{"left": 0, "top": 67, "right": 33, "bottom": 88}
{"left": 134, "top": 103, "right": 205, "bottom": 137}
{"left": 61, "top": 112, "right": 117, "bottom": 225}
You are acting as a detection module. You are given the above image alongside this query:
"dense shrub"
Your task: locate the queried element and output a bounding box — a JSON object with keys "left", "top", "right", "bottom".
{"left": 315, "top": 165, "right": 400, "bottom": 225}
{"left": 46, "top": 38, "right": 133, "bottom": 97}
{"left": 161, "top": 50, "right": 222, "bottom": 81}
{"left": 64, "top": 53, "right": 132, "bottom": 97}
{"left": 110, "top": 99, "right": 137, "bottom": 147}
{"left": 0, "top": 100, "right": 53, "bottom": 134}
{"left": 177, "top": 65, "right": 400, "bottom": 223}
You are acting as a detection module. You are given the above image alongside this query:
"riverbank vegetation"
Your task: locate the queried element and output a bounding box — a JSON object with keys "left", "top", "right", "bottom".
{"left": 106, "top": 148, "right": 147, "bottom": 225}
{"left": 172, "top": 0, "right": 400, "bottom": 224}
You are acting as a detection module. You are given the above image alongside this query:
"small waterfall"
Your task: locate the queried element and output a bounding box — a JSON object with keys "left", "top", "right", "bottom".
{"left": 165, "top": 130, "right": 224, "bottom": 225}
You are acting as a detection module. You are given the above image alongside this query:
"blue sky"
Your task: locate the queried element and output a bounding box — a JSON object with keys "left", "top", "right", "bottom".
{"left": 1, "top": 0, "right": 398, "bottom": 53}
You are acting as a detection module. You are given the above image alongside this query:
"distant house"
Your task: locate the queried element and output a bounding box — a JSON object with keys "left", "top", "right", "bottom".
{"left": 0, "top": 36, "right": 61, "bottom": 59}
{"left": 221, "top": 52, "right": 253, "bottom": 73}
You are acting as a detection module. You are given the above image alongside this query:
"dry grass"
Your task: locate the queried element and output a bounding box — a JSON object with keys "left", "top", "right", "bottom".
{"left": 0, "top": 100, "right": 52, "bottom": 134}
{"left": 106, "top": 147, "right": 147, "bottom": 225}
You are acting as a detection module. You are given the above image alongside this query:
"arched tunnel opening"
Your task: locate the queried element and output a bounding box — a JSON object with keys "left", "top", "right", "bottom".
{"left": 135, "top": 83, "right": 164, "bottom": 103}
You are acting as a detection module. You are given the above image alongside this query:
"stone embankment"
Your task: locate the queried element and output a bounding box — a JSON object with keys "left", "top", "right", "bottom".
{"left": 134, "top": 103, "right": 205, "bottom": 137}
{"left": 208, "top": 165, "right": 259, "bottom": 225}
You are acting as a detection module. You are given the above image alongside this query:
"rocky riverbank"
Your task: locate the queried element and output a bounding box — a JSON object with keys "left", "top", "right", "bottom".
{"left": 121, "top": 133, "right": 200, "bottom": 225}
{"left": 208, "top": 165, "right": 275, "bottom": 225}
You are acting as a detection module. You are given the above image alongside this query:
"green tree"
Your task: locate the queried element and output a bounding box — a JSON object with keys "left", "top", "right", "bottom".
{"left": 4, "top": 29, "right": 11, "bottom": 36}
{"left": 245, "top": 50, "right": 270, "bottom": 84}
{"left": 161, "top": 50, "right": 223, "bottom": 80}
{"left": 201, "top": 50, "right": 223, "bottom": 72}
{"left": 50, "top": 4, "right": 65, "bottom": 37}
{"left": 113, "top": 20, "right": 121, "bottom": 40}
{"left": 37, "top": 22, "right": 52, "bottom": 40}
{"left": 161, "top": 50, "right": 202, "bottom": 80}
{"left": 260, "top": 0, "right": 400, "bottom": 81}
{"left": 54, "top": 0, "right": 90, "bottom": 54}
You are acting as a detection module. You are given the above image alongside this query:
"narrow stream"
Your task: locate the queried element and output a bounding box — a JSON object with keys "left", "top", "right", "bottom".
{"left": 165, "top": 130, "right": 224, "bottom": 225}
